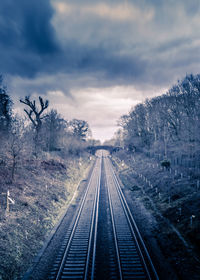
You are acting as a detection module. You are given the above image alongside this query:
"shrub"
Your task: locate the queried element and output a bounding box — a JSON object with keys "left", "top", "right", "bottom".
{"left": 161, "top": 159, "right": 171, "bottom": 169}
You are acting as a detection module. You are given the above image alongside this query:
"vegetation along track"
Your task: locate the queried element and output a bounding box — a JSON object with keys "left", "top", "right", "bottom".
{"left": 48, "top": 150, "right": 159, "bottom": 279}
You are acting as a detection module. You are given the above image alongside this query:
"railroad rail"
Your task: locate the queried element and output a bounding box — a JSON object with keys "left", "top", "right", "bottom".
{"left": 48, "top": 150, "right": 158, "bottom": 280}
{"left": 103, "top": 152, "right": 159, "bottom": 279}
{"left": 48, "top": 152, "right": 102, "bottom": 279}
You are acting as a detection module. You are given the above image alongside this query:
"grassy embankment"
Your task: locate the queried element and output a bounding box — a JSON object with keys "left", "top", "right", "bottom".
{"left": 0, "top": 152, "right": 93, "bottom": 280}
{"left": 111, "top": 150, "right": 200, "bottom": 278}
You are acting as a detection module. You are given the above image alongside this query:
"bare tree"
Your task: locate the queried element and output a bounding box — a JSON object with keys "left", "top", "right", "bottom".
{"left": 20, "top": 96, "right": 49, "bottom": 155}
{"left": 42, "top": 109, "right": 67, "bottom": 151}
{"left": 7, "top": 116, "right": 24, "bottom": 182}
{"left": 0, "top": 75, "right": 12, "bottom": 135}
{"left": 69, "top": 119, "right": 90, "bottom": 141}
{"left": 118, "top": 74, "right": 200, "bottom": 169}
{"left": 9, "top": 135, "right": 22, "bottom": 182}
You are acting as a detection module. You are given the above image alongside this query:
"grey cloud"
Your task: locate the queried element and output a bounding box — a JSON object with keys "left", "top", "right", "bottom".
{"left": 178, "top": 0, "right": 200, "bottom": 16}
{"left": 2, "top": 0, "right": 199, "bottom": 141}
{"left": 21, "top": 1, "right": 59, "bottom": 54}
{"left": 0, "top": 0, "right": 58, "bottom": 54}
{"left": 0, "top": 0, "right": 200, "bottom": 91}
{"left": 155, "top": 37, "right": 191, "bottom": 54}
{"left": 0, "top": 0, "right": 147, "bottom": 84}
{"left": 0, "top": 0, "right": 59, "bottom": 77}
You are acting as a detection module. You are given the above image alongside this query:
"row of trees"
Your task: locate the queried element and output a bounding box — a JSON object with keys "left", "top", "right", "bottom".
{"left": 19, "top": 95, "right": 91, "bottom": 153}
{"left": 0, "top": 75, "right": 91, "bottom": 182}
{"left": 116, "top": 74, "right": 200, "bottom": 167}
{"left": 0, "top": 76, "right": 12, "bottom": 134}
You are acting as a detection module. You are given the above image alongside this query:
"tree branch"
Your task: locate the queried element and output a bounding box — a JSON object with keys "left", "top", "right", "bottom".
{"left": 24, "top": 109, "right": 36, "bottom": 127}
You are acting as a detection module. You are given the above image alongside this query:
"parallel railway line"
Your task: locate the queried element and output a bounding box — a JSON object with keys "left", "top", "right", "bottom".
{"left": 48, "top": 150, "right": 158, "bottom": 280}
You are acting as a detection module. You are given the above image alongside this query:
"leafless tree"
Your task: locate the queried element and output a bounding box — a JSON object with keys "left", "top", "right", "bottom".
{"left": 69, "top": 119, "right": 90, "bottom": 141}
{"left": 20, "top": 96, "right": 49, "bottom": 155}
{"left": 118, "top": 74, "right": 200, "bottom": 167}
{"left": 0, "top": 75, "right": 12, "bottom": 136}
{"left": 6, "top": 116, "right": 24, "bottom": 182}
{"left": 41, "top": 109, "right": 67, "bottom": 151}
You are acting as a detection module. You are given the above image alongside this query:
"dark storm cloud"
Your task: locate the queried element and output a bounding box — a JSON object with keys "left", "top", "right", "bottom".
{"left": 21, "top": 3, "right": 58, "bottom": 54}
{"left": 0, "top": 0, "right": 147, "bottom": 83}
{"left": 4, "top": 0, "right": 200, "bottom": 141}
{"left": 1, "top": 0, "right": 200, "bottom": 90}
{"left": 0, "top": 0, "right": 59, "bottom": 76}
{"left": 0, "top": 0, "right": 58, "bottom": 53}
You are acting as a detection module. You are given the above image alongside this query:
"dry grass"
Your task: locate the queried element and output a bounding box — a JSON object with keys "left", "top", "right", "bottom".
{"left": 0, "top": 152, "right": 92, "bottom": 280}
{"left": 112, "top": 151, "right": 200, "bottom": 275}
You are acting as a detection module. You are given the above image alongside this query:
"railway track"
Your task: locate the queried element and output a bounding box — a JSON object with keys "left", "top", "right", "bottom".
{"left": 48, "top": 152, "right": 102, "bottom": 280}
{"left": 48, "top": 150, "right": 159, "bottom": 280}
{"left": 104, "top": 154, "right": 159, "bottom": 280}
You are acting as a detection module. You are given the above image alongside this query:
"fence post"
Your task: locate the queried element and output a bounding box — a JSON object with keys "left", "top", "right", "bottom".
{"left": 6, "top": 190, "right": 9, "bottom": 213}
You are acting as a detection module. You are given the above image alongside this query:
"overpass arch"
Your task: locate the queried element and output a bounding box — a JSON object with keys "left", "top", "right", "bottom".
{"left": 87, "top": 145, "right": 121, "bottom": 154}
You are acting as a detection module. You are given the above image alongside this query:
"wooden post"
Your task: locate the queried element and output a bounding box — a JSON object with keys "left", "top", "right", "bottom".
{"left": 6, "top": 190, "right": 15, "bottom": 212}
{"left": 6, "top": 190, "right": 9, "bottom": 212}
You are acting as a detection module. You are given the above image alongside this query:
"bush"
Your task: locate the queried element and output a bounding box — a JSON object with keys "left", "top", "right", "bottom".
{"left": 161, "top": 159, "right": 171, "bottom": 169}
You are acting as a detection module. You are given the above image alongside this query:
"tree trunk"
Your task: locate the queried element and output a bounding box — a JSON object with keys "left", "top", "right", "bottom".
{"left": 11, "top": 156, "right": 16, "bottom": 182}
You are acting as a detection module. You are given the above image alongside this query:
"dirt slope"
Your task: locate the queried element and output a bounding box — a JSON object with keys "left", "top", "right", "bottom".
{"left": 0, "top": 153, "right": 92, "bottom": 280}
{"left": 112, "top": 151, "right": 200, "bottom": 279}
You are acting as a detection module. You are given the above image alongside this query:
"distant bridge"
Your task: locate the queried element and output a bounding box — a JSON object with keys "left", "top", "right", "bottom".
{"left": 87, "top": 145, "right": 121, "bottom": 154}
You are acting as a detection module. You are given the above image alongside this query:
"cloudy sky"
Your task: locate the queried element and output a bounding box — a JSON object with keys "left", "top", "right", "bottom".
{"left": 1, "top": 0, "right": 200, "bottom": 141}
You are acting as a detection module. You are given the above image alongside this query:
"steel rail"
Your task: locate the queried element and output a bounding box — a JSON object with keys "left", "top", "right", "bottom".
{"left": 85, "top": 153, "right": 102, "bottom": 280}
{"left": 49, "top": 151, "right": 158, "bottom": 279}
{"left": 105, "top": 157, "right": 150, "bottom": 279}
{"left": 90, "top": 152, "right": 102, "bottom": 280}
{"left": 50, "top": 155, "right": 101, "bottom": 280}
{"left": 106, "top": 166, "right": 123, "bottom": 280}
{"left": 104, "top": 156, "right": 150, "bottom": 279}
{"left": 107, "top": 156, "right": 159, "bottom": 280}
